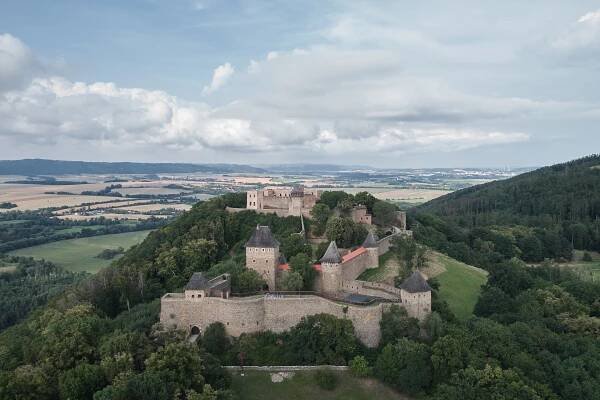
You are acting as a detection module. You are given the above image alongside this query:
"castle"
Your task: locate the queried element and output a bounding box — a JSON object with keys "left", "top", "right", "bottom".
{"left": 246, "top": 186, "right": 319, "bottom": 218}
{"left": 160, "top": 225, "right": 431, "bottom": 347}
{"left": 242, "top": 187, "right": 408, "bottom": 229}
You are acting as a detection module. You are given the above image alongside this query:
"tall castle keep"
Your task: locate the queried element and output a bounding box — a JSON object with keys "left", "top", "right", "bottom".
{"left": 160, "top": 225, "right": 431, "bottom": 347}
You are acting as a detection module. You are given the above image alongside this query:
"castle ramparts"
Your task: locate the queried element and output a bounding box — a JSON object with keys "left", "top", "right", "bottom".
{"left": 160, "top": 202, "right": 429, "bottom": 347}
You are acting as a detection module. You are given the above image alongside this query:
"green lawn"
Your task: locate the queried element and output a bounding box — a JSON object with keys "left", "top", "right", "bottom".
{"left": 433, "top": 253, "right": 488, "bottom": 320}
{"left": 357, "top": 252, "right": 395, "bottom": 281}
{"left": 231, "top": 370, "right": 410, "bottom": 400}
{"left": 9, "top": 230, "right": 152, "bottom": 273}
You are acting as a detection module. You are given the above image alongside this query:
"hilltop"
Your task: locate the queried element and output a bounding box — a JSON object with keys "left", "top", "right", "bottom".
{"left": 0, "top": 159, "right": 265, "bottom": 176}
{"left": 412, "top": 155, "right": 600, "bottom": 268}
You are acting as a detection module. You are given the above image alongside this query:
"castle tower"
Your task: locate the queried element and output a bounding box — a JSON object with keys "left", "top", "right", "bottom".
{"left": 362, "top": 232, "right": 379, "bottom": 269}
{"left": 399, "top": 270, "right": 432, "bottom": 320}
{"left": 246, "top": 190, "right": 263, "bottom": 210}
{"left": 320, "top": 241, "right": 343, "bottom": 296}
{"left": 289, "top": 186, "right": 304, "bottom": 216}
{"left": 245, "top": 225, "right": 280, "bottom": 291}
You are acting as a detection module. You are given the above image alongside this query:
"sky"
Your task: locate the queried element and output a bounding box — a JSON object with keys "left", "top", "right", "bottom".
{"left": 0, "top": 0, "right": 599, "bottom": 168}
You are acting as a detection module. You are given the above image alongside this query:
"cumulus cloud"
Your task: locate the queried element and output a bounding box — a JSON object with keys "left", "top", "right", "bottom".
{"left": 202, "top": 62, "right": 234, "bottom": 95}
{"left": 0, "top": 33, "right": 42, "bottom": 92}
{"left": 0, "top": 33, "right": 548, "bottom": 159}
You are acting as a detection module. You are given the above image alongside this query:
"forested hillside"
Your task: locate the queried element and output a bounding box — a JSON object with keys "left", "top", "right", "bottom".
{"left": 1, "top": 190, "right": 599, "bottom": 400}
{"left": 413, "top": 155, "right": 600, "bottom": 268}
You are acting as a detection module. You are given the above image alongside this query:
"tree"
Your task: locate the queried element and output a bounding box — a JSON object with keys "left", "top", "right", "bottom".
{"left": 433, "top": 365, "right": 545, "bottom": 400}
{"left": 380, "top": 304, "right": 420, "bottom": 346}
{"left": 474, "top": 286, "right": 515, "bottom": 317}
{"left": 310, "top": 203, "right": 331, "bottom": 236}
{"left": 326, "top": 217, "right": 367, "bottom": 248}
{"left": 349, "top": 355, "right": 371, "bottom": 377}
{"left": 289, "top": 253, "right": 316, "bottom": 290}
{"left": 392, "top": 236, "right": 418, "bottom": 270}
{"left": 285, "top": 314, "right": 357, "bottom": 365}
{"left": 0, "top": 364, "right": 56, "bottom": 400}
{"left": 280, "top": 271, "right": 304, "bottom": 291}
{"left": 375, "top": 338, "right": 432, "bottom": 394}
{"left": 354, "top": 192, "right": 377, "bottom": 213}
{"left": 319, "top": 191, "right": 351, "bottom": 210}
{"left": 373, "top": 201, "right": 397, "bottom": 226}
{"left": 38, "top": 304, "right": 106, "bottom": 370}
{"left": 280, "top": 234, "right": 312, "bottom": 259}
{"left": 203, "top": 322, "right": 231, "bottom": 357}
{"left": 430, "top": 333, "right": 473, "bottom": 384}
{"left": 423, "top": 312, "right": 445, "bottom": 342}
{"left": 235, "top": 269, "right": 265, "bottom": 294}
{"left": 145, "top": 342, "right": 205, "bottom": 393}
{"left": 59, "top": 363, "right": 106, "bottom": 400}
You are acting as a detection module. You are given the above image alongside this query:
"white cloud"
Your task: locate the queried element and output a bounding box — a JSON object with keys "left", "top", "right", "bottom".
{"left": 0, "top": 33, "right": 41, "bottom": 92}
{"left": 0, "top": 33, "right": 565, "bottom": 160}
{"left": 550, "top": 9, "right": 600, "bottom": 52}
{"left": 201, "top": 62, "right": 234, "bottom": 95}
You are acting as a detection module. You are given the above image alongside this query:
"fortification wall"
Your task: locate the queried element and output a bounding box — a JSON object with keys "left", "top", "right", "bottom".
{"left": 341, "top": 251, "right": 369, "bottom": 281}
{"left": 161, "top": 294, "right": 387, "bottom": 347}
{"left": 340, "top": 279, "right": 401, "bottom": 300}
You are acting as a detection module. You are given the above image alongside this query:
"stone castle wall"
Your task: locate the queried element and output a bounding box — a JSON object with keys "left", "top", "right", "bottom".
{"left": 161, "top": 293, "right": 386, "bottom": 347}
{"left": 340, "top": 280, "right": 401, "bottom": 301}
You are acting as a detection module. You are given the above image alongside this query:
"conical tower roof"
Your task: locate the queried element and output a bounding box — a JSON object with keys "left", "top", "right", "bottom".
{"left": 362, "top": 232, "right": 378, "bottom": 248}
{"left": 320, "top": 241, "right": 342, "bottom": 264}
{"left": 399, "top": 270, "right": 432, "bottom": 293}
{"left": 246, "top": 225, "right": 280, "bottom": 248}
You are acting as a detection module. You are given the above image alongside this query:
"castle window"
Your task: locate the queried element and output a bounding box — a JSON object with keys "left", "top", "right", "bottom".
{"left": 191, "top": 295, "right": 194, "bottom": 298}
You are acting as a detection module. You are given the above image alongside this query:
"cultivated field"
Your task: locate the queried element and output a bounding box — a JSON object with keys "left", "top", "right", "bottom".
{"left": 118, "top": 203, "right": 192, "bottom": 212}
{"left": 333, "top": 187, "right": 451, "bottom": 204}
{"left": 231, "top": 370, "right": 410, "bottom": 400}
{"left": 0, "top": 182, "right": 124, "bottom": 211}
{"left": 9, "top": 230, "right": 152, "bottom": 273}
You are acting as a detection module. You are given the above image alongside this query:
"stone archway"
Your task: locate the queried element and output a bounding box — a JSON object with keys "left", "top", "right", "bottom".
{"left": 191, "top": 326, "right": 201, "bottom": 335}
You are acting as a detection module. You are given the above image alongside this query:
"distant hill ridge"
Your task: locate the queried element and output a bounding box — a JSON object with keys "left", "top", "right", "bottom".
{"left": 0, "top": 159, "right": 265, "bottom": 175}
{"left": 418, "top": 153, "right": 600, "bottom": 223}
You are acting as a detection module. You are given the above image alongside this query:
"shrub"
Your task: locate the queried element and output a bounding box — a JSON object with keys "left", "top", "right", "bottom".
{"left": 314, "top": 369, "right": 338, "bottom": 391}
{"left": 583, "top": 252, "right": 593, "bottom": 262}
{"left": 349, "top": 355, "right": 371, "bottom": 377}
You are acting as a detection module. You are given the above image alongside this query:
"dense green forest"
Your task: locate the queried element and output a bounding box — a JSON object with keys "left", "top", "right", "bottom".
{"left": 0, "top": 256, "right": 86, "bottom": 330}
{"left": 0, "top": 211, "right": 166, "bottom": 252}
{"left": 411, "top": 155, "right": 600, "bottom": 270}
{"left": 1, "top": 169, "right": 599, "bottom": 399}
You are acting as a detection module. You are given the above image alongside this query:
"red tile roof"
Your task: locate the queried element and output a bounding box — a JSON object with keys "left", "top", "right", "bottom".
{"left": 342, "top": 246, "right": 366, "bottom": 263}
{"left": 278, "top": 263, "right": 322, "bottom": 272}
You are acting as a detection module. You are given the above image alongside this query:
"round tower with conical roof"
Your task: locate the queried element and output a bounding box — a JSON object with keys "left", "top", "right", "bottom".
{"left": 245, "top": 225, "right": 280, "bottom": 291}
{"left": 362, "top": 232, "right": 380, "bottom": 269}
{"left": 320, "top": 241, "right": 343, "bottom": 296}
{"left": 399, "top": 270, "right": 432, "bottom": 320}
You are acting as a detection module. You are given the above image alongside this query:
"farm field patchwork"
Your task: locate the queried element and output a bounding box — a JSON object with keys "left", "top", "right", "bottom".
{"left": 9, "top": 230, "right": 152, "bottom": 273}
{"left": 231, "top": 370, "right": 410, "bottom": 400}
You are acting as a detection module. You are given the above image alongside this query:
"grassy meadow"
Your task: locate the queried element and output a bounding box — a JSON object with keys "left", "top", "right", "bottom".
{"left": 9, "top": 230, "right": 152, "bottom": 273}
{"left": 432, "top": 252, "right": 488, "bottom": 320}
{"left": 231, "top": 370, "right": 410, "bottom": 400}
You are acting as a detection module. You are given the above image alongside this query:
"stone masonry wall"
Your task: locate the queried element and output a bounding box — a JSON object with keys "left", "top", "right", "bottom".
{"left": 161, "top": 293, "right": 386, "bottom": 347}
{"left": 340, "top": 279, "right": 401, "bottom": 300}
